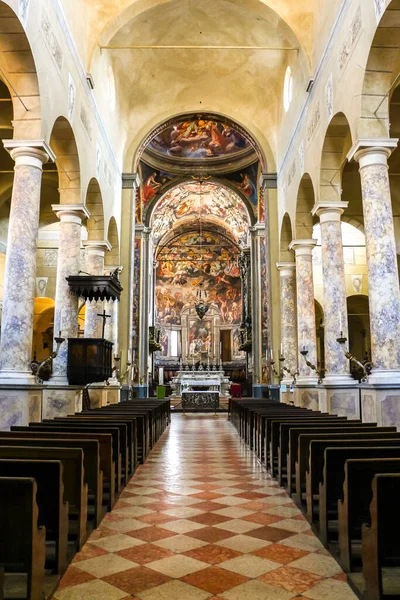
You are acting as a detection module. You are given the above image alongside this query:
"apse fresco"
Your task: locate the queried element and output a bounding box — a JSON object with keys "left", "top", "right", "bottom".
{"left": 155, "top": 231, "right": 242, "bottom": 327}
{"left": 189, "top": 320, "right": 212, "bottom": 355}
{"left": 151, "top": 182, "right": 250, "bottom": 245}
{"left": 148, "top": 119, "right": 251, "bottom": 160}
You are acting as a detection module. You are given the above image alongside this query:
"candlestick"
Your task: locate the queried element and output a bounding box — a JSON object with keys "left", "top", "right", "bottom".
{"left": 280, "top": 342, "right": 283, "bottom": 357}
{"left": 339, "top": 312, "right": 342, "bottom": 334}
{"left": 270, "top": 347, "right": 274, "bottom": 361}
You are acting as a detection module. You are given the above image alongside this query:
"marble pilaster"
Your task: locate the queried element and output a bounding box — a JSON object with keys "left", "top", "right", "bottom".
{"left": 123, "top": 173, "right": 140, "bottom": 365}
{"left": 276, "top": 262, "right": 298, "bottom": 384}
{"left": 250, "top": 225, "right": 264, "bottom": 387}
{"left": 348, "top": 139, "right": 400, "bottom": 383}
{"left": 0, "top": 141, "right": 54, "bottom": 384}
{"left": 289, "top": 239, "right": 319, "bottom": 385}
{"left": 83, "top": 241, "right": 111, "bottom": 338}
{"left": 312, "top": 202, "right": 353, "bottom": 385}
{"left": 138, "top": 226, "right": 151, "bottom": 390}
{"left": 52, "top": 204, "right": 90, "bottom": 384}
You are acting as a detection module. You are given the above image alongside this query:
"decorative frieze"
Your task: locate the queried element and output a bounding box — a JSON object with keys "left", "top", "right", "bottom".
{"left": 68, "top": 73, "right": 76, "bottom": 122}
{"left": 374, "top": 0, "right": 386, "bottom": 23}
{"left": 339, "top": 7, "right": 362, "bottom": 73}
{"left": 307, "top": 104, "right": 321, "bottom": 144}
{"left": 287, "top": 160, "right": 296, "bottom": 188}
{"left": 298, "top": 140, "right": 305, "bottom": 175}
{"left": 325, "top": 74, "right": 333, "bottom": 121}
{"left": 80, "top": 104, "right": 92, "bottom": 141}
{"left": 41, "top": 10, "right": 63, "bottom": 72}
{"left": 44, "top": 249, "right": 58, "bottom": 267}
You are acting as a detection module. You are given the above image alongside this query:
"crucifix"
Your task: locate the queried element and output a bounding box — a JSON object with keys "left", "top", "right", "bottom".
{"left": 97, "top": 309, "right": 112, "bottom": 339}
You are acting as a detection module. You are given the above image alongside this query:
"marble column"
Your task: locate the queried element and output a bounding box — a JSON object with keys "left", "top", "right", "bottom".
{"left": 312, "top": 202, "right": 353, "bottom": 384}
{"left": 0, "top": 141, "right": 54, "bottom": 384}
{"left": 348, "top": 139, "right": 400, "bottom": 383}
{"left": 276, "top": 262, "right": 298, "bottom": 384}
{"left": 123, "top": 173, "right": 140, "bottom": 365}
{"left": 250, "top": 225, "right": 264, "bottom": 387}
{"left": 138, "top": 226, "right": 151, "bottom": 390}
{"left": 104, "top": 298, "right": 119, "bottom": 352}
{"left": 83, "top": 241, "right": 111, "bottom": 338}
{"left": 289, "top": 239, "right": 319, "bottom": 385}
{"left": 52, "top": 205, "right": 90, "bottom": 383}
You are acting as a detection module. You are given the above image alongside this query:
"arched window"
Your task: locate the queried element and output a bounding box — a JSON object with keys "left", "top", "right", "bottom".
{"left": 283, "top": 66, "right": 293, "bottom": 113}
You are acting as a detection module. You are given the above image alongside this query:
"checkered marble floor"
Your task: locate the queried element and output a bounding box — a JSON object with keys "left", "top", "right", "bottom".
{"left": 55, "top": 414, "right": 358, "bottom": 600}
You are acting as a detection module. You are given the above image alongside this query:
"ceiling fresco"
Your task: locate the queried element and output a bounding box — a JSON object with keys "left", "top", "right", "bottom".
{"left": 150, "top": 182, "right": 251, "bottom": 246}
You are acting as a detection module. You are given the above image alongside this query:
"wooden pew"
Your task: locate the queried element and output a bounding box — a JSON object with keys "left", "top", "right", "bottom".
{"left": 279, "top": 420, "right": 375, "bottom": 488}
{"left": 337, "top": 457, "right": 400, "bottom": 572}
{"left": 0, "top": 459, "right": 68, "bottom": 575}
{"left": 39, "top": 419, "right": 124, "bottom": 494}
{"left": 85, "top": 407, "right": 149, "bottom": 453}
{"left": 0, "top": 445, "right": 87, "bottom": 550}
{"left": 264, "top": 412, "right": 333, "bottom": 471}
{"left": 78, "top": 410, "right": 146, "bottom": 465}
{"left": 294, "top": 429, "right": 397, "bottom": 506}
{"left": 303, "top": 435, "right": 400, "bottom": 520}
{"left": 0, "top": 432, "right": 103, "bottom": 524}
{"left": 287, "top": 425, "right": 388, "bottom": 495}
{"left": 318, "top": 447, "right": 400, "bottom": 547}
{"left": 10, "top": 427, "right": 108, "bottom": 520}
{"left": 360, "top": 473, "right": 400, "bottom": 600}
{"left": 272, "top": 417, "right": 349, "bottom": 481}
{"left": 0, "top": 477, "right": 46, "bottom": 600}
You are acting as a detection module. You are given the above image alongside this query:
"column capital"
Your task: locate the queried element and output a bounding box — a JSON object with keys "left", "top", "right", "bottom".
{"left": 289, "top": 239, "right": 318, "bottom": 256}
{"left": 276, "top": 262, "right": 296, "bottom": 276}
{"left": 259, "top": 173, "right": 277, "bottom": 189}
{"left": 3, "top": 139, "right": 56, "bottom": 163}
{"left": 347, "top": 138, "right": 398, "bottom": 164}
{"left": 249, "top": 224, "right": 265, "bottom": 237}
{"left": 312, "top": 201, "right": 348, "bottom": 222}
{"left": 82, "top": 240, "right": 112, "bottom": 254}
{"left": 122, "top": 173, "right": 141, "bottom": 188}
{"left": 52, "top": 204, "right": 91, "bottom": 224}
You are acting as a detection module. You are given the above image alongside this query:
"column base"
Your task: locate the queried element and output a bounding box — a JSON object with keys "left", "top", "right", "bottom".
{"left": 46, "top": 375, "right": 69, "bottom": 386}
{"left": 368, "top": 369, "right": 400, "bottom": 385}
{"left": 323, "top": 373, "right": 357, "bottom": 386}
{"left": 0, "top": 370, "right": 36, "bottom": 386}
{"left": 133, "top": 384, "right": 149, "bottom": 398}
{"left": 296, "top": 375, "right": 319, "bottom": 386}
{"left": 0, "top": 384, "right": 43, "bottom": 430}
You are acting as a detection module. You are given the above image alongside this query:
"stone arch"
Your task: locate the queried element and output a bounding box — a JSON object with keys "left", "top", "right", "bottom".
{"left": 0, "top": 2, "right": 42, "bottom": 139}
{"left": 295, "top": 173, "right": 316, "bottom": 239}
{"left": 85, "top": 178, "right": 105, "bottom": 241}
{"left": 46, "top": 116, "right": 81, "bottom": 216}
{"left": 320, "top": 113, "right": 353, "bottom": 203}
{"left": 279, "top": 213, "right": 294, "bottom": 261}
{"left": 105, "top": 216, "right": 120, "bottom": 267}
{"left": 360, "top": 0, "right": 400, "bottom": 138}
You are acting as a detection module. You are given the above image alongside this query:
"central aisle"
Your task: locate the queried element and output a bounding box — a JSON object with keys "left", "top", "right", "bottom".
{"left": 55, "top": 415, "right": 357, "bottom": 600}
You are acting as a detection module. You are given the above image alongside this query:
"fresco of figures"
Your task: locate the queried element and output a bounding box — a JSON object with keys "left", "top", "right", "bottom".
{"left": 155, "top": 230, "right": 242, "bottom": 327}
{"left": 151, "top": 182, "right": 250, "bottom": 245}
{"left": 148, "top": 118, "right": 251, "bottom": 160}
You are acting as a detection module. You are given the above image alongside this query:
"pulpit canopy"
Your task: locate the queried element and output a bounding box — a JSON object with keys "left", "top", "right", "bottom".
{"left": 66, "top": 273, "right": 123, "bottom": 302}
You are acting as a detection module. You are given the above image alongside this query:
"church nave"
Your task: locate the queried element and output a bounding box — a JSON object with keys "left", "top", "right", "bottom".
{"left": 54, "top": 415, "right": 357, "bottom": 600}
